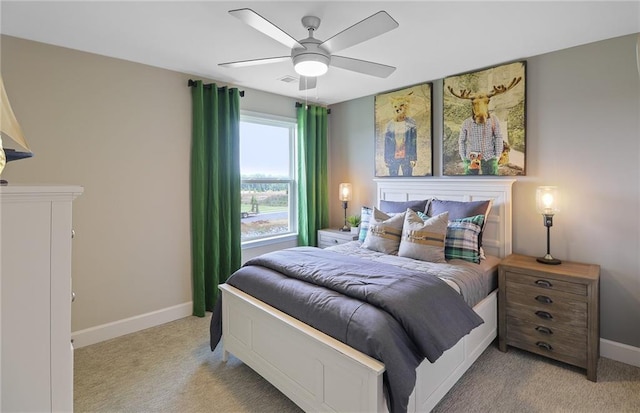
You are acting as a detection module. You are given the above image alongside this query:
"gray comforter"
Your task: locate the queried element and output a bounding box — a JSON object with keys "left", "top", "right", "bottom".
{"left": 210, "top": 247, "right": 483, "bottom": 413}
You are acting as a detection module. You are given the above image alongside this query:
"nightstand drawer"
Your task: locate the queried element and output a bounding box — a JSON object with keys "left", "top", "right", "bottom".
{"left": 317, "top": 229, "right": 357, "bottom": 248}
{"left": 506, "top": 282, "right": 587, "bottom": 328}
{"left": 319, "top": 238, "right": 342, "bottom": 248}
{"left": 506, "top": 316, "right": 587, "bottom": 356}
{"left": 507, "top": 322, "right": 587, "bottom": 368}
{"left": 505, "top": 271, "right": 587, "bottom": 296}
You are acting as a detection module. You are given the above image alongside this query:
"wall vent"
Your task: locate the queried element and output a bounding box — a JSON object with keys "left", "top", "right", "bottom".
{"left": 278, "top": 75, "right": 298, "bottom": 83}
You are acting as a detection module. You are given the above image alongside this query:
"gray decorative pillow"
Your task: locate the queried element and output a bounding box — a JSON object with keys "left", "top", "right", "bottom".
{"left": 362, "top": 208, "right": 405, "bottom": 255}
{"left": 398, "top": 210, "right": 449, "bottom": 263}
{"left": 428, "top": 199, "right": 492, "bottom": 245}
{"left": 380, "top": 199, "right": 430, "bottom": 215}
{"left": 429, "top": 199, "right": 491, "bottom": 221}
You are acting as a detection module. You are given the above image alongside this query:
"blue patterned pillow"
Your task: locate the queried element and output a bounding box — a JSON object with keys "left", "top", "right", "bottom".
{"left": 444, "top": 214, "right": 485, "bottom": 263}
{"left": 358, "top": 206, "right": 373, "bottom": 242}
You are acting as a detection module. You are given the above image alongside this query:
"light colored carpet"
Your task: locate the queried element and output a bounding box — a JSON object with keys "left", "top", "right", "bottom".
{"left": 75, "top": 315, "right": 640, "bottom": 413}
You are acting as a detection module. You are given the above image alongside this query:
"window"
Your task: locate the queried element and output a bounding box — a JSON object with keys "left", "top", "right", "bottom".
{"left": 240, "top": 112, "right": 297, "bottom": 244}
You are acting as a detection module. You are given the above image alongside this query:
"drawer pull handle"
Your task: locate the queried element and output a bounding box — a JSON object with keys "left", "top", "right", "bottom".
{"left": 535, "top": 279, "right": 553, "bottom": 288}
{"left": 535, "top": 295, "right": 553, "bottom": 304}
{"left": 536, "top": 341, "right": 553, "bottom": 351}
{"left": 535, "top": 310, "right": 553, "bottom": 320}
{"left": 333, "top": 239, "right": 339, "bottom": 243}
{"left": 535, "top": 326, "right": 553, "bottom": 335}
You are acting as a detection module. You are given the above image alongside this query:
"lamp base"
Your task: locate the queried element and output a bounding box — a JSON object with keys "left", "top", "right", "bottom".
{"left": 340, "top": 226, "right": 350, "bottom": 232}
{"left": 537, "top": 255, "right": 561, "bottom": 265}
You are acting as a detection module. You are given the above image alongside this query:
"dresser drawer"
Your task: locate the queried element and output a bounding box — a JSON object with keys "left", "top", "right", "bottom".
{"left": 505, "top": 271, "right": 587, "bottom": 296}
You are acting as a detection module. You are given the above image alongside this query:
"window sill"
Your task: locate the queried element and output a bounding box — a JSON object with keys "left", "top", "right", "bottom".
{"left": 241, "top": 233, "right": 298, "bottom": 250}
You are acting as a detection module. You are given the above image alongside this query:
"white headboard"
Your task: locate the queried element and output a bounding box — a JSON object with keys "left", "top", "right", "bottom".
{"left": 375, "top": 178, "right": 515, "bottom": 258}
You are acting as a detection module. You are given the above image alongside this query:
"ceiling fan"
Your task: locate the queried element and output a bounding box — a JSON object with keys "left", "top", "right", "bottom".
{"left": 219, "top": 8, "right": 399, "bottom": 91}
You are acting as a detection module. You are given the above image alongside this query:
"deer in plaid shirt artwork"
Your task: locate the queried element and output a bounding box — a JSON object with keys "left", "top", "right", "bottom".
{"left": 448, "top": 77, "right": 522, "bottom": 175}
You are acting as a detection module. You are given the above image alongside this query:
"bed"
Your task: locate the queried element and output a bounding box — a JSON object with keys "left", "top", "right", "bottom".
{"left": 211, "top": 178, "right": 514, "bottom": 412}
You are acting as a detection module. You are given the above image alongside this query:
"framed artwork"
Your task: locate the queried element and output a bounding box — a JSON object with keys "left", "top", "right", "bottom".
{"left": 374, "top": 82, "right": 433, "bottom": 177}
{"left": 443, "top": 61, "right": 526, "bottom": 176}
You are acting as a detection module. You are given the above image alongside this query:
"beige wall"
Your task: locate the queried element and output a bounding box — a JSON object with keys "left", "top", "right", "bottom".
{"left": 329, "top": 34, "right": 640, "bottom": 348}
{"left": 3, "top": 33, "right": 639, "bottom": 348}
{"left": 1, "top": 35, "right": 298, "bottom": 332}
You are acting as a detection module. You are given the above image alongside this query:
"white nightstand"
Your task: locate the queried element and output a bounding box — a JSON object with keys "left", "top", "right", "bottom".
{"left": 317, "top": 228, "right": 358, "bottom": 248}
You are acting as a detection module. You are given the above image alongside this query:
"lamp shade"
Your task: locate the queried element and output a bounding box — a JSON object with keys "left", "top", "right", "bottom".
{"left": 536, "top": 186, "right": 559, "bottom": 215}
{"left": 1, "top": 73, "right": 33, "bottom": 175}
{"left": 339, "top": 183, "right": 352, "bottom": 202}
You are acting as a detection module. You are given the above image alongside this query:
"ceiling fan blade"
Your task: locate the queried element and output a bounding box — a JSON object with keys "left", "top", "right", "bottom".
{"left": 219, "top": 56, "right": 290, "bottom": 68}
{"left": 320, "top": 11, "right": 399, "bottom": 54}
{"left": 229, "top": 8, "right": 304, "bottom": 50}
{"left": 299, "top": 76, "right": 317, "bottom": 91}
{"left": 330, "top": 55, "right": 396, "bottom": 78}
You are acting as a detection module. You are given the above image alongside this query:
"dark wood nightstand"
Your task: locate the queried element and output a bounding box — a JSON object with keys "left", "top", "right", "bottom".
{"left": 498, "top": 254, "right": 600, "bottom": 381}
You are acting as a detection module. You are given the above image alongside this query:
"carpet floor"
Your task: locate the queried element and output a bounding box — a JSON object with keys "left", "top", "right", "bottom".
{"left": 74, "top": 315, "right": 640, "bottom": 412}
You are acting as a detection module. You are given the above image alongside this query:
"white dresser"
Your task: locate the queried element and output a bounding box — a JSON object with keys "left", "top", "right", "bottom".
{"left": 1, "top": 185, "right": 83, "bottom": 412}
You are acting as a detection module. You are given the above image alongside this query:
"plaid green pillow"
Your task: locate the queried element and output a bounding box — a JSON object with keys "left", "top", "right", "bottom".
{"left": 445, "top": 214, "right": 485, "bottom": 263}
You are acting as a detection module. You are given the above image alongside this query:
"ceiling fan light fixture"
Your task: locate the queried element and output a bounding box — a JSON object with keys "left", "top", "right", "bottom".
{"left": 293, "top": 54, "right": 329, "bottom": 77}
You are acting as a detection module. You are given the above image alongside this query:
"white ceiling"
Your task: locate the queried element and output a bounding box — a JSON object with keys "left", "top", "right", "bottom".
{"left": 2, "top": 1, "right": 639, "bottom": 105}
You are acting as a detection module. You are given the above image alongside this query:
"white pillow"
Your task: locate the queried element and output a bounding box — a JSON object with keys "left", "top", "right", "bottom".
{"left": 361, "top": 208, "right": 405, "bottom": 255}
{"left": 398, "top": 210, "right": 449, "bottom": 263}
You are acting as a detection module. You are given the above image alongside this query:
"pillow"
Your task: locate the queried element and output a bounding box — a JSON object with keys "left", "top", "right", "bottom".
{"left": 398, "top": 210, "right": 448, "bottom": 263}
{"left": 380, "top": 199, "right": 429, "bottom": 215}
{"left": 358, "top": 206, "right": 373, "bottom": 242}
{"left": 444, "top": 214, "right": 485, "bottom": 263}
{"left": 361, "top": 208, "right": 405, "bottom": 255}
{"left": 429, "top": 199, "right": 492, "bottom": 223}
{"left": 429, "top": 199, "right": 492, "bottom": 245}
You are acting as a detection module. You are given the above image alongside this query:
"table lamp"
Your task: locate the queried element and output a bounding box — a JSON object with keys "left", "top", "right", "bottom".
{"left": 536, "top": 186, "right": 561, "bottom": 265}
{"left": 339, "top": 183, "right": 352, "bottom": 231}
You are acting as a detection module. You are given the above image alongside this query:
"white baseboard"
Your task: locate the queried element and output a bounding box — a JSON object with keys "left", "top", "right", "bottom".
{"left": 71, "top": 304, "right": 640, "bottom": 369}
{"left": 600, "top": 338, "right": 640, "bottom": 368}
{"left": 72, "top": 302, "right": 193, "bottom": 348}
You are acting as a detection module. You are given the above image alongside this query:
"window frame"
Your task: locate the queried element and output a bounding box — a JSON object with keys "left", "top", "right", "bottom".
{"left": 239, "top": 110, "right": 298, "bottom": 248}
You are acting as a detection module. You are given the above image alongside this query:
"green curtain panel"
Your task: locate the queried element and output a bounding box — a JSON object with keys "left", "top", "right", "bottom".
{"left": 190, "top": 81, "right": 241, "bottom": 317}
{"left": 297, "top": 104, "right": 329, "bottom": 246}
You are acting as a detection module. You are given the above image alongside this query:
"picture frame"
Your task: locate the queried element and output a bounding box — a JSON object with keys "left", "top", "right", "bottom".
{"left": 374, "top": 82, "right": 433, "bottom": 177}
{"left": 443, "top": 61, "right": 526, "bottom": 176}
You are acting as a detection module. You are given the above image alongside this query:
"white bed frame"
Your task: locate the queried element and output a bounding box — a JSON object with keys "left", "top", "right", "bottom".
{"left": 219, "top": 178, "right": 515, "bottom": 412}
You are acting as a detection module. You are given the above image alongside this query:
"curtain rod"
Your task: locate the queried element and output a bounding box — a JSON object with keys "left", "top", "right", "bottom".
{"left": 295, "top": 102, "right": 331, "bottom": 114}
{"left": 187, "top": 79, "right": 244, "bottom": 97}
